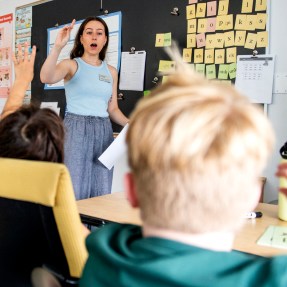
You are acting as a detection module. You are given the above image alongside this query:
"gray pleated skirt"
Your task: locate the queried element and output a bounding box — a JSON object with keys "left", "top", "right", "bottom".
{"left": 64, "top": 112, "right": 114, "bottom": 200}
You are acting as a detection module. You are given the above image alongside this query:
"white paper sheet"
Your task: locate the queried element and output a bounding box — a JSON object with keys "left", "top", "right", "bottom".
{"left": 40, "top": 102, "right": 60, "bottom": 115}
{"left": 119, "top": 51, "right": 146, "bottom": 91}
{"left": 98, "top": 124, "right": 129, "bottom": 170}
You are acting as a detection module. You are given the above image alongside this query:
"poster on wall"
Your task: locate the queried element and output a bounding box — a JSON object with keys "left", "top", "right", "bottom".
{"left": 0, "top": 13, "right": 13, "bottom": 114}
{"left": 15, "top": 6, "right": 32, "bottom": 30}
{"left": 14, "top": 7, "right": 32, "bottom": 105}
{"left": 44, "top": 11, "right": 122, "bottom": 90}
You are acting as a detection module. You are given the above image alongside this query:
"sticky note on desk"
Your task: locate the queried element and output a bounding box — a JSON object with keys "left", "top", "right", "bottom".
{"left": 257, "top": 225, "right": 287, "bottom": 249}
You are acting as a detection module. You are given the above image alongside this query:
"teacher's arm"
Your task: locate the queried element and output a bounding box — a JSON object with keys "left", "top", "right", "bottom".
{"left": 108, "top": 65, "right": 129, "bottom": 126}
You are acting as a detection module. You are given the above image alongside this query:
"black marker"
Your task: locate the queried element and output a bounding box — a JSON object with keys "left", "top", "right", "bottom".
{"left": 244, "top": 211, "right": 263, "bottom": 219}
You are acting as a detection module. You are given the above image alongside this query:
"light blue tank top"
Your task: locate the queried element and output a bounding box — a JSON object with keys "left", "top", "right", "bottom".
{"left": 64, "top": 58, "right": 113, "bottom": 117}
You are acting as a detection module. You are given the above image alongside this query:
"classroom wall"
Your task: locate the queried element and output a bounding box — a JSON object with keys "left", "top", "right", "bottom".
{"left": 0, "top": 0, "right": 286, "bottom": 200}
{"left": 263, "top": 0, "right": 287, "bottom": 203}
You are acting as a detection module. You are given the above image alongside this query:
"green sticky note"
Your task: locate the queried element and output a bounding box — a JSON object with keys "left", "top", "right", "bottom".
{"left": 195, "top": 64, "right": 205, "bottom": 75}
{"left": 229, "top": 63, "right": 237, "bottom": 79}
{"left": 189, "top": 63, "right": 195, "bottom": 70}
{"left": 144, "top": 90, "right": 151, "bottom": 97}
{"left": 206, "top": 65, "right": 216, "bottom": 79}
{"left": 164, "top": 32, "right": 172, "bottom": 47}
{"left": 221, "top": 80, "right": 232, "bottom": 85}
{"left": 218, "top": 64, "right": 229, "bottom": 80}
{"left": 257, "top": 225, "right": 287, "bottom": 249}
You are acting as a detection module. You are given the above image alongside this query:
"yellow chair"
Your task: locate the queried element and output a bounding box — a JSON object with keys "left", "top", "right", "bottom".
{"left": 0, "top": 158, "right": 87, "bottom": 286}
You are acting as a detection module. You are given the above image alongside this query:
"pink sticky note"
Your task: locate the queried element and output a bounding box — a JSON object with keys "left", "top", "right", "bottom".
{"left": 207, "top": 17, "right": 216, "bottom": 33}
{"left": 207, "top": 1, "right": 217, "bottom": 17}
{"left": 196, "top": 33, "right": 206, "bottom": 48}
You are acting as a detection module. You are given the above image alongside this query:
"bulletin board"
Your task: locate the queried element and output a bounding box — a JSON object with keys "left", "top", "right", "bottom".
{"left": 31, "top": 0, "right": 268, "bottom": 131}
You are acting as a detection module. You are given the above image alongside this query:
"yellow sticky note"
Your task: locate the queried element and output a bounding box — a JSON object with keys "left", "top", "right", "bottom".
{"left": 158, "top": 60, "right": 176, "bottom": 72}
{"left": 206, "top": 34, "right": 215, "bottom": 49}
{"left": 215, "top": 49, "right": 225, "bottom": 64}
{"left": 246, "top": 15, "right": 256, "bottom": 31}
{"left": 187, "top": 33, "right": 196, "bottom": 48}
{"left": 226, "top": 47, "right": 237, "bottom": 63}
{"left": 255, "top": 0, "right": 267, "bottom": 11}
{"left": 186, "top": 4, "right": 196, "bottom": 19}
{"left": 187, "top": 19, "right": 197, "bottom": 34}
{"left": 229, "top": 63, "right": 237, "bottom": 79}
{"left": 218, "top": 0, "right": 229, "bottom": 16}
{"left": 216, "top": 15, "right": 226, "bottom": 31}
{"left": 256, "top": 13, "right": 267, "bottom": 30}
{"left": 195, "top": 64, "right": 205, "bottom": 75}
{"left": 164, "top": 33, "right": 172, "bottom": 47}
{"left": 197, "top": 18, "right": 207, "bottom": 33}
{"left": 244, "top": 32, "right": 257, "bottom": 49}
{"left": 224, "top": 14, "right": 234, "bottom": 30}
{"left": 194, "top": 48, "right": 204, "bottom": 63}
{"left": 242, "top": 0, "right": 254, "bottom": 13}
{"left": 183, "top": 48, "right": 193, "bottom": 62}
{"left": 214, "top": 33, "right": 225, "bottom": 48}
{"left": 196, "top": 3, "right": 207, "bottom": 18}
{"left": 235, "top": 14, "right": 247, "bottom": 30}
{"left": 155, "top": 34, "right": 164, "bottom": 47}
{"left": 256, "top": 31, "right": 268, "bottom": 48}
{"left": 204, "top": 49, "right": 214, "bottom": 64}
{"left": 218, "top": 64, "right": 229, "bottom": 80}
{"left": 235, "top": 30, "right": 247, "bottom": 46}
{"left": 206, "top": 64, "right": 216, "bottom": 79}
{"left": 224, "top": 31, "right": 235, "bottom": 47}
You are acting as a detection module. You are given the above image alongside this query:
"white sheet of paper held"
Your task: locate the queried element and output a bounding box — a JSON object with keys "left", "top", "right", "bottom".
{"left": 98, "top": 124, "right": 129, "bottom": 170}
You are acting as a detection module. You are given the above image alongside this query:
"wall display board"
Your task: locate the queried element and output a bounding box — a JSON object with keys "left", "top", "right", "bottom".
{"left": 31, "top": 0, "right": 268, "bottom": 131}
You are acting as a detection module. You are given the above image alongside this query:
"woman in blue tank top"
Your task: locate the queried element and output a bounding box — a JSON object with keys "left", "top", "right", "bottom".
{"left": 40, "top": 17, "right": 129, "bottom": 200}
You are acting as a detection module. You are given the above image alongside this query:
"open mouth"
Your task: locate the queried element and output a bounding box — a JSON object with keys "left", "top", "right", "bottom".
{"left": 91, "top": 43, "right": 98, "bottom": 47}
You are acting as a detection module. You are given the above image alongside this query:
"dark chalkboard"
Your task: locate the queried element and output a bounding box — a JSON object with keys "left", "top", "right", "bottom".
{"left": 31, "top": 0, "right": 267, "bottom": 132}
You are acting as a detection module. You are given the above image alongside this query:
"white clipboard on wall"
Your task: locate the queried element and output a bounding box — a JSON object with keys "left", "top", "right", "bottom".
{"left": 235, "top": 55, "right": 275, "bottom": 104}
{"left": 119, "top": 49, "right": 146, "bottom": 91}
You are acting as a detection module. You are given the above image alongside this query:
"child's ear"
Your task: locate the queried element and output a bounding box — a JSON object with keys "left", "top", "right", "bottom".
{"left": 124, "top": 173, "right": 139, "bottom": 207}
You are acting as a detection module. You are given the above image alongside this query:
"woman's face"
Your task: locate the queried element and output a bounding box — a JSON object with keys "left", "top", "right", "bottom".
{"left": 80, "top": 20, "right": 107, "bottom": 56}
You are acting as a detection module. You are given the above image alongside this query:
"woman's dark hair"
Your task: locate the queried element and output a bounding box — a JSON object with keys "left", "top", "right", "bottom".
{"left": 0, "top": 105, "right": 64, "bottom": 163}
{"left": 70, "top": 16, "right": 109, "bottom": 61}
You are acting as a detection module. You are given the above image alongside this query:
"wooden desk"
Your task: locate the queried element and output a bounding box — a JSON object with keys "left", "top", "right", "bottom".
{"left": 77, "top": 192, "right": 287, "bottom": 257}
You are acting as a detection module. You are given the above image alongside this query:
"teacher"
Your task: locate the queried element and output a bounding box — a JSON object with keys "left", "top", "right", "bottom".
{"left": 40, "top": 16, "right": 129, "bottom": 200}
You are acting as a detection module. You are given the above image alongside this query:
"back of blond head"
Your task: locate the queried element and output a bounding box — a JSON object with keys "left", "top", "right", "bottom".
{"left": 126, "top": 45, "right": 274, "bottom": 233}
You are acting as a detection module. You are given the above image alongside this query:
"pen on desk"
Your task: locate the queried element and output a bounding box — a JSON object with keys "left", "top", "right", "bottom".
{"left": 244, "top": 211, "right": 263, "bottom": 219}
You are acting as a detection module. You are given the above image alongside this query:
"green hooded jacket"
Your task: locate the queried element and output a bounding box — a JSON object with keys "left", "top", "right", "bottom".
{"left": 80, "top": 223, "right": 287, "bottom": 287}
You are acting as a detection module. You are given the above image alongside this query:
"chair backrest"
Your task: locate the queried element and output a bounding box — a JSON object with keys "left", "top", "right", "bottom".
{"left": 0, "top": 158, "right": 87, "bottom": 286}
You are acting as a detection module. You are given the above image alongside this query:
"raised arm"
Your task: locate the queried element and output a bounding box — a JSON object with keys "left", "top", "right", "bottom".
{"left": 40, "top": 19, "right": 75, "bottom": 84}
{"left": 0, "top": 43, "right": 36, "bottom": 120}
{"left": 107, "top": 65, "right": 129, "bottom": 126}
